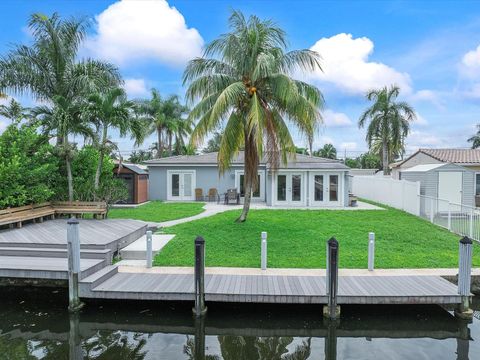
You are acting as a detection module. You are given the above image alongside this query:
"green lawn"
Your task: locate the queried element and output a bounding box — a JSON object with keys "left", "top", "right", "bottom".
{"left": 108, "top": 201, "right": 205, "bottom": 222}
{"left": 154, "top": 206, "right": 480, "bottom": 269}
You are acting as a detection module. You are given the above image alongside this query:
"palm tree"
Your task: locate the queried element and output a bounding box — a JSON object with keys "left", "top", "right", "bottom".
{"left": 0, "top": 98, "right": 28, "bottom": 124}
{"left": 358, "top": 85, "right": 415, "bottom": 175}
{"left": 184, "top": 10, "right": 323, "bottom": 222}
{"left": 468, "top": 124, "right": 480, "bottom": 149}
{"left": 314, "top": 143, "right": 337, "bottom": 159}
{"left": 0, "top": 13, "right": 121, "bottom": 200}
{"left": 136, "top": 91, "right": 189, "bottom": 158}
{"left": 85, "top": 88, "right": 139, "bottom": 193}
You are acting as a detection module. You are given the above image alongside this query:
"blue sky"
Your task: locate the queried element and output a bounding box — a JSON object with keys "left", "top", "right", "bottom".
{"left": 1, "top": 0, "right": 480, "bottom": 158}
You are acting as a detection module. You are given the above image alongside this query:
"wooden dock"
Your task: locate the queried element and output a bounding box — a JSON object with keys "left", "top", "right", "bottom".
{"left": 79, "top": 266, "right": 464, "bottom": 305}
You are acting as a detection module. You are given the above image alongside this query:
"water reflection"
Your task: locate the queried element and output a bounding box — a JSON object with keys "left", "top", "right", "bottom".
{"left": 0, "top": 287, "right": 477, "bottom": 359}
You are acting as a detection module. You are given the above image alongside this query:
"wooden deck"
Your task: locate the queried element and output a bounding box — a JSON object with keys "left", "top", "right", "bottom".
{"left": 0, "top": 219, "right": 147, "bottom": 280}
{"left": 80, "top": 266, "right": 464, "bottom": 305}
{"left": 0, "top": 219, "right": 147, "bottom": 250}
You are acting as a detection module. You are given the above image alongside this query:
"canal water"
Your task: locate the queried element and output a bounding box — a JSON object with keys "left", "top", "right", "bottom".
{"left": 0, "top": 287, "right": 478, "bottom": 359}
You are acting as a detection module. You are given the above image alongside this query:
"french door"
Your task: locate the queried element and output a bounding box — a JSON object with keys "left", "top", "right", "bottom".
{"left": 275, "top": 173, "right": 305, "bottom": 206}
{"left": 310, "top": 173, "right": 341, "bottom": 206}
{"left": 167, "top": 171, "right": 195, "bottom": 201}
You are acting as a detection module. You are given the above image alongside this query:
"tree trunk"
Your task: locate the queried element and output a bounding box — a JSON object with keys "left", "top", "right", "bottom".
{"left": 168, "top": 132, "right": 173, "bottom": 156}
{"left": 382, "top": 140, "right": 389, "bottom": 175}
{"left": 236, "top": 172, "right": 252, "bottom": 223}
{"left": 66, "top": 156, "right": 74, "bottom": 202}
{"left": 94, "top": 125, "right": 108, "bottom": 193}
{"left": 157, "top": 128, "right": 163, "bottom": 158}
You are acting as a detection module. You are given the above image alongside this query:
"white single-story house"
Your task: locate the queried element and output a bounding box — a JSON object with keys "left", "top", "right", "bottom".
{"left": 144, "top": 152, "right": 351, "bottom": 207}
{"left": 391, "top": 148, "right": 480, "bottom": 207}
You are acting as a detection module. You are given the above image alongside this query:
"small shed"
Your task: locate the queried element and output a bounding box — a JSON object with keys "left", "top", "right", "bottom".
{"left": 400, "top": 163, "right": 475, "bottom": 207}
{"left": 113, "top": 163, "right": 149, "bottom": 204}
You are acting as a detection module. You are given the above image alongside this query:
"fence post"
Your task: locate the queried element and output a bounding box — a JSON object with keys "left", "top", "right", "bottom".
{"left": 323, "top": 237, "right": 340, "bottom": 319}
{"left": 430, "top": 198, "right": 434, "bottom": 223}
{"left": 193, "top": 236, "right": 207, "bottom": 317}
{"left": 146, "top": 230, "right": 153, "bottom": 268}
{"left": 447, "top": 203, "right": 452, "bottom": 231}
{"left": 261, "top": 232, "right": 267, "bottom": 270}
{"left": 67, "top": 218, "right": 83, "bottom": 312}
{"left": 455, "top": 236, "right": 473, "bottom": 319}
{"left": 368, "top": 232, "right": 375, "bottom": 271}
{"left": 469, "top": 209, "right": 474, "bottom": 239}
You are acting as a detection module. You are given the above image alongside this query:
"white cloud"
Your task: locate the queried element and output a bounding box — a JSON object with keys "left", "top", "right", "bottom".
{"left": 86, "top": 0, "right": 204, "bottom": 67}
{"left": 460, "top": 44, "right": 480, "bottom": 78}
{"left": 414, "top": 113, "right": 428, "bottom": 126}
{"left": 323, "top": 109, "right": 353, "bottom": 127}
{"left": 309, "top": 33, "right": 412, "bottom": 95}
{"left": 340, "top": 142, "right": 357, "bottom": 150}
{"left": 124, "top": 78, "right": 149, "bottom": 97}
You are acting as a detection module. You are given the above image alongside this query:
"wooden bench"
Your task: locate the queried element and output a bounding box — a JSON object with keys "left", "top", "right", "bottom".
{"left": 52, "top": 201, "right": 107, "bottom": 219}
{"left": 0, "top": 201, "right": 108, "bottom": 228}
{"left": 0, "top": 203, "right": 55, "bottom": 228}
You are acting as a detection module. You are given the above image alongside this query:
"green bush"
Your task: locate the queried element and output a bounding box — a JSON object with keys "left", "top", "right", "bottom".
{"left": 56, "top": 146, "right": 127, "bottom": 203}
{"left": 0, "top": 125, "right": 59, "bottom": 208}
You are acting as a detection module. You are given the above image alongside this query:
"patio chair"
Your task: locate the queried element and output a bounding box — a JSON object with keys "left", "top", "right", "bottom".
{"left": 224, "top": 188, "right": 240, "bottom": 205}
{"left": 207, "top": 188, "right": 220, "bottom": 203}
{"left": 195, "top": 188, "right": 204, "bottom": 201}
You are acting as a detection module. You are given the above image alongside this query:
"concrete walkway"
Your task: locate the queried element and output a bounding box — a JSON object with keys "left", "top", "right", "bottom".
{"left": 156, "top": 200, "right": 383, "bottom": 228}
{"left": 118, "top": 265, "right": 480, "bottom": 277}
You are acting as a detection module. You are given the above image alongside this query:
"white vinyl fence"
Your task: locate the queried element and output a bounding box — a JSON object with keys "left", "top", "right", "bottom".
{"left": 419, "top": 195, "right": 480, "bottom": 242}
{"left": 352, "top": 176, "right": 420, "bottom": 215}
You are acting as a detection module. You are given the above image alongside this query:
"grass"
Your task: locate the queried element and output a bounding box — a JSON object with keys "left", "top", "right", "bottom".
{"left": 153, "top": 206, "right": 480, "bottom": 269}
{"left": 107, "top": 201, "right": 205, "bottom": 223}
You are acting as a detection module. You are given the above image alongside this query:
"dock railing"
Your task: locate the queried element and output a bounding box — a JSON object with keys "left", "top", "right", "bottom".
{"left": 419, "top": 195, "right": 480, "bottom": 243}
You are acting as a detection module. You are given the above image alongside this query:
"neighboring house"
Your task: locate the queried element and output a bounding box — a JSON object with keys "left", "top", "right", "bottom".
{"left": 144, "top": 151, "right": 351, "bottom": 207}
{"left": 113, "top": 163, "right": 149, "bottom": 204}
{"left": 391, "top": 149, "right": 480, "bottom": 207}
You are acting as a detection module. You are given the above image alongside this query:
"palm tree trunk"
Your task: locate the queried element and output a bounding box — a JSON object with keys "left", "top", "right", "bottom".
{"left": 156, "top": 128, "right": 162, "bottom": 158}
{"left": 66, "top": 156, "right": 74, "bottom": 202}
{"left": 382, "top": 140, "right": 389, "bottom": 175}
{"left": 94, "top": 125, "right": 108, "bottom": 193}
{"left": 168, "top": 132, "right": 173, "bottom": 156}
{"left": 237, "top": 173, "right": 252, "bottom": 222}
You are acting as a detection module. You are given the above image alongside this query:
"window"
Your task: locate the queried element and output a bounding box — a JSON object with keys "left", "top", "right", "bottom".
{"left": 476, "top": 173, "right": 480, "bottom": 196}
{"left": 314, "top": 175, "right": 324, "bottom": 201}
{"left": 239, "top": 174, "right": 260, "bottom": 197}
{"left": 277, "top": 175, "right": 287, "bottom": 201}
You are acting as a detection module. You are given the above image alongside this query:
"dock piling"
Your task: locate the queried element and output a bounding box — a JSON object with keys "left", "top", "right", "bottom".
{"left": 146, "top": 230, "right": 153, "bottom": 268}
{"left": 193, "top": 236, "right": 207, "bottom": 317}
{"left": 67, "top": 217, "right": 83, "bottom": 312}
{"left": 368, "top": 232, "right": 375, "bottom": 271}
{"left": 456, "top": 236, "right": 473, "bottom": 319}
{"left": 261, "top": 231, "right": 267, "bottom": 270}
{"left": 324, "top": 237, "right": 340, "bottom": 319}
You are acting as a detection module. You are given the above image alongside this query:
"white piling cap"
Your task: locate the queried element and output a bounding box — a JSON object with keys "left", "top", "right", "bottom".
{"left": 261, "top": 231, "right": 267, "bottom": 240}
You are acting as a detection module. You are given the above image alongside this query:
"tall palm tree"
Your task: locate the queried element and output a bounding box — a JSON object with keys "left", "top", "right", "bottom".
{"left": 85, "top": 88, "right": 139, "bottom": 192}
{"left": 136, "top": 89, "right": 164, "bottom": 158}
{"left": 358, "top": 85, "right": 415, "bottom": 175}
{"left": 468, "top": 124, "right": 480, "bottom": 149}
{"left": 32, "top": 96, "right": 93, "bottom": 200}
{"left": 161, "top": 95, "right": 190, "bottom": 156}
{"left": 184, "top": 10, "right": 323, "bottom": 222}
{"left": 0, "top": 98, "right": 28, "bottom": 124}
{"left": 0, "top": 13, "right": 121, "bottom": 200}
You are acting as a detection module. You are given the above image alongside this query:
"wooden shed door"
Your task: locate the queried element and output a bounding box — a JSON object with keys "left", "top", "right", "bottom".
{"left": 438, "top": 172, "right": 462, "bottom": 207}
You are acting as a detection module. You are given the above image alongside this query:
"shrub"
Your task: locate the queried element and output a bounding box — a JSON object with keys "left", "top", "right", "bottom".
{"left": 0, "top": 125, "right": 59, "bottom": 208}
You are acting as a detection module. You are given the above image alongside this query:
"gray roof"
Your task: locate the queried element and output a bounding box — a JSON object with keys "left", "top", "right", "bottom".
{"left": 144, "top": 151, "right": 349, "bottom": 170}
{"left": 119, "top": 163, "right": 148, "bottom": 175}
